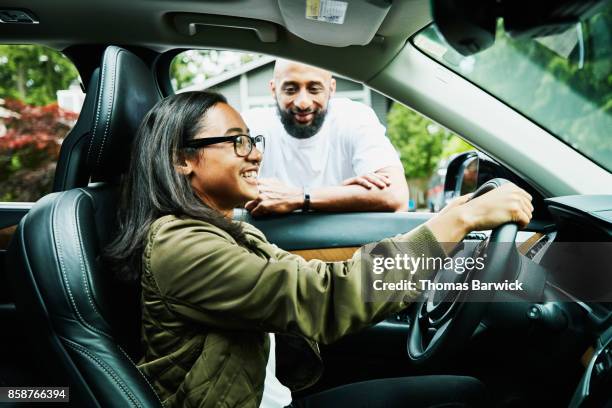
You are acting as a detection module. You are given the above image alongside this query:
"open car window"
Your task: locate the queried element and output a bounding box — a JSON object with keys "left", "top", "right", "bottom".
{"left": 413, "top": 4, "right": 612, "bottom": 173}
{"left": 169, "top": 50, "right": 475, "bottom": 212}
{"left": 0, "top": 45, "right": 82, "bottom": 202}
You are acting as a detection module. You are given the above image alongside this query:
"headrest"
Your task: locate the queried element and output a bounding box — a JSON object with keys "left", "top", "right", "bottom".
{"left": 52, "top": 68, "right": 101, "bottom": 191}
{"left": 87, "top": 46, "right": 161, "bottom": 181}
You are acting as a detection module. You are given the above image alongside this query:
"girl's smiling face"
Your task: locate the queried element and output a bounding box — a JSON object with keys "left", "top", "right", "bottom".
{"left": 177, "top": 102, "right": 262, "bottom": 216}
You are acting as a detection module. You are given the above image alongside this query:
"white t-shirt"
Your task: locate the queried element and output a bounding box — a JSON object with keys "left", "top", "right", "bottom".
{"left": 259, "top": 334, "right": 292, "bottom": 408}
{"left": 242, "top": 98, "right": 401, "bottom": 188}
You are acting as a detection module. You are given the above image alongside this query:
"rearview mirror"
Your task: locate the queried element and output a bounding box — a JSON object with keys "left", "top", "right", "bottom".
{"left": 431, "top": 0, "right": 607, "bottom": 55}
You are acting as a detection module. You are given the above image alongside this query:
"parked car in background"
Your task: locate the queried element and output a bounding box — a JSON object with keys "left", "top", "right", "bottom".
{"left": 426, "top": 158, "right": 446, "bottom": 212}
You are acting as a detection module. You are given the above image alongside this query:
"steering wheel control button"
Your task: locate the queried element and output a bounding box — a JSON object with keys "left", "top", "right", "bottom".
{"left": 527, "top": 305, "right": 541, "bottom": 319}
{"left": 526, "top": 303, "right": 568, "bottom": 331}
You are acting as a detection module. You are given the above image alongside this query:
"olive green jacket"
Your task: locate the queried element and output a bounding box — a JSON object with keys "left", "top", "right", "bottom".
{"left": 137, "top": 215, "right": 445, "bottom": 407}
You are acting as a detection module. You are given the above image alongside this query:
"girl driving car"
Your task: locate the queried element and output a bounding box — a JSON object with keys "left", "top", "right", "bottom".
{"left": 106, "top": 91, "right": 533, "bottom": 408}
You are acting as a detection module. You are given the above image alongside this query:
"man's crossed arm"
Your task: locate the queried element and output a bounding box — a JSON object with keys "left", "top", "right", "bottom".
{"left": 245, "top": 166, "right": 409, "bottom": 216}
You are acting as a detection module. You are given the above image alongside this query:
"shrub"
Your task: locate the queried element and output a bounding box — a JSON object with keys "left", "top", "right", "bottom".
{"left": 0, "top": 98, "right": 77, "bottom": 201}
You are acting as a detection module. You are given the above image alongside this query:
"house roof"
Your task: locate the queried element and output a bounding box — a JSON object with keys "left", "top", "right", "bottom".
{"left": 177, "top": 55, "right": 275, "bottom": 93}
{"left": 176, "top": 54, "right": 361, "bottom": 95}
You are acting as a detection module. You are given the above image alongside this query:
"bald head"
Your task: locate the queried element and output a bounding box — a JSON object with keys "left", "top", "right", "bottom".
{"left": 272, "top": 59, "right": 333, "bottom": 85}
{"left": 270, "top": 59, "right": 336, "bottom": 139}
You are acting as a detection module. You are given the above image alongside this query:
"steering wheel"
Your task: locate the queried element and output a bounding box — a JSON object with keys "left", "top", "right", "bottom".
{"left": 407, "top": 178, "right": 521, "bottom": 365}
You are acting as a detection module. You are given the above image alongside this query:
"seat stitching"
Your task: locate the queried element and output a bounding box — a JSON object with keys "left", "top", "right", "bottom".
{"left": 87, "top": 47, "right": 110, "bottom": 162}
{"left": 96, "top": 48, "right": 122, "bottom": 167}
{"left": 116, "top": 345, "right": 165, "bottom": 407}
{"left": 63, "top": 339, "right": 142, "bottom": 408}
{"left": 72, "top": 193, "right": 102, "bottom": 318}
{"left": 68, "top": 196, "right": 163, "bottom": 408}
{"left": 53, "top": 192, "right": 105, "bottom": 336}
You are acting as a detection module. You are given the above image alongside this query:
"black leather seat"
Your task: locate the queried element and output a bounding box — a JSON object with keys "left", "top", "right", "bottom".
{"left": 7, "top": 46, "right": 163, "bottom": 408}
{"left": 52, "top": 68, "right": 100, "bottom": 191}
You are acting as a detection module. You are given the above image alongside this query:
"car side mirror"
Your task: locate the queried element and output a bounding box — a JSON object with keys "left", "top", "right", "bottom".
{"left": 442, "top": 151, "right": 479, "bottom": 207}
{"left": 442, "top": 151, "right": 523, "bottom": 212}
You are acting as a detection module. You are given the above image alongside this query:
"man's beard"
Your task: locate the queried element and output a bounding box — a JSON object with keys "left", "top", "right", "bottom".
{"left": 277, "top": 104, "right": 328, "bottom": 139}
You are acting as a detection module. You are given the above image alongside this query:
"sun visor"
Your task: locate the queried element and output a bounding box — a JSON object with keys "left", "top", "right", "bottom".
{"left": 277, "top": 0, "right": 392, "bottom": 47}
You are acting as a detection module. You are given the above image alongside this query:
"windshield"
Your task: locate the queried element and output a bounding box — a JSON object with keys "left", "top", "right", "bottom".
{"left": 413, "top": 5, "right": 612, "bottom": 173}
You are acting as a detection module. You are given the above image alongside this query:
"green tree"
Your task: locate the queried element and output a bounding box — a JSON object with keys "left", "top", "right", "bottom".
{"left": 387, "top": 103, "right": 472, "bottom": 179}
{"left": 0, "top": 45, "right": 79, "bottom": 105}
{"left": 387, "top": 103, "right": 473, "bottom": 208}
{"left": 442, "top": 135, "right": 474, "bottom": 157}
{"left": 416, "top": 4, "right": 612, "bottom": 170}
{"left": 170, "top": 50, "right": 262, "bottom": 90}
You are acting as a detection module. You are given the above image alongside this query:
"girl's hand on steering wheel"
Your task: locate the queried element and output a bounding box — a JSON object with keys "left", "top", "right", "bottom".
{"left": 462, "top": 183, "right": 533, "bottom": 231}
{"left": 425, "top": 183, "right": 533, "bottom": 246}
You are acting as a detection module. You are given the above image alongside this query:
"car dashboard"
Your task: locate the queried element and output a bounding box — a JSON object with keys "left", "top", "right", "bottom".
{"left": 475, "top": 194, "right": 612, "bottom": 406}
{"left": 541, "top": 195, "right": 612, "bottom": 407}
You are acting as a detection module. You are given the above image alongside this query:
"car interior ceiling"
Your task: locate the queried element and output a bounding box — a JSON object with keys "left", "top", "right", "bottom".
{"left": 1, "top": 0, "right": 432, "bottom": 86}
{"left": 0, "top": 1, "right": 611, "bottom": 407}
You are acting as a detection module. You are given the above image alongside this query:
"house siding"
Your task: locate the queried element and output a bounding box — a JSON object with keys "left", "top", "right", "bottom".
{"left": 247, "top": 66, "right": 273, "bottom": 97}
{"left": 204, "top": 61, "right": 391, "bottom": 124}
{"left": 209, "top": 78, "right": 241, "bottom": 111}
{"left": 371, "top": 91, "right": 388, "bottom": 126}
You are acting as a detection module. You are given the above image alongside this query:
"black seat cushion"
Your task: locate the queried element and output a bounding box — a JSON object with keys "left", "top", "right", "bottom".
{"left": 8, "top": 186, "right": 162, "bottom": 407}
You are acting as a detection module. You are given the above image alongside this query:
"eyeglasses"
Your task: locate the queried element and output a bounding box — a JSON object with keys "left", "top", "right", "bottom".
{"left": 183, "top": 134, "right": 265, "bottom": 157}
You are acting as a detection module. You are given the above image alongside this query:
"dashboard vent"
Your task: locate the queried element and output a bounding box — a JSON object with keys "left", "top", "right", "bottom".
{"left": 526, "top": 235, "right": 550, "bottom": 260}
{"left": 590, "top": 342, "right": 611, "bottom": 391}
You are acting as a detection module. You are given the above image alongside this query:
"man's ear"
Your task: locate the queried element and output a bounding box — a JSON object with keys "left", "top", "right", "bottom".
{"left": 269, "top": 79, "right": 277, "bottom": 99}
{"left": 329, "top": 78, "right": 337, "bottom": 97}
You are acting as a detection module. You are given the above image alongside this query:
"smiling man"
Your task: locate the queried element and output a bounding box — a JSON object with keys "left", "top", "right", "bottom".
{"left": 242, "top": 59, "right": 409, "bottom": 216}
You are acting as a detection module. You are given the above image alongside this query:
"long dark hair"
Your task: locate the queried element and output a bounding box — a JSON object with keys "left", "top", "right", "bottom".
{"left": 105, "top": 91, "right": 250, "bottom": 281}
